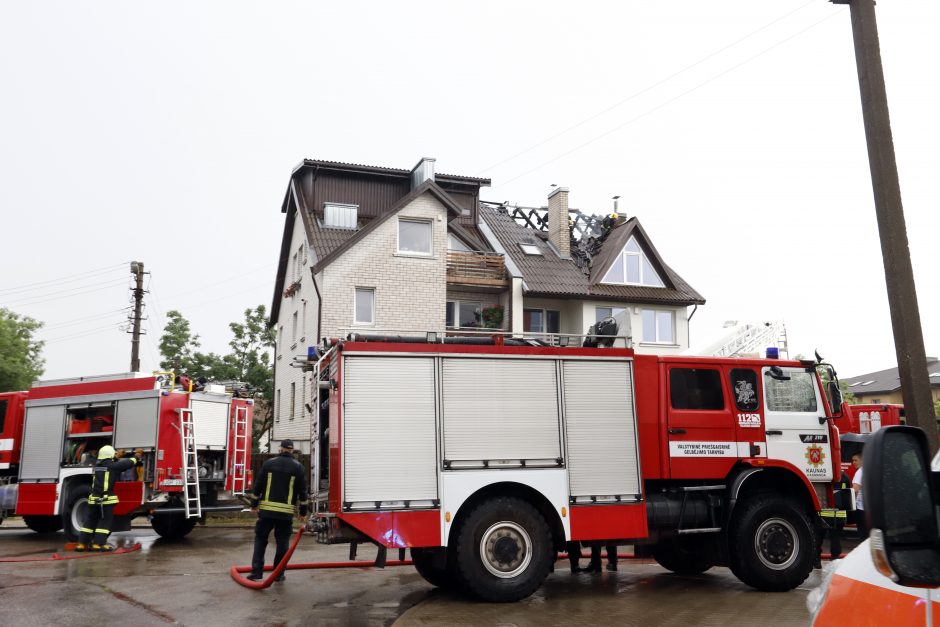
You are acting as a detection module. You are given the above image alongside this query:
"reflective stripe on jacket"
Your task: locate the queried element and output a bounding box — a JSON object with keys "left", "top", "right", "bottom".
{"left": 250, "top": 453, "right": 307, "bottom": 519}
{"left": 88, "top": 457, "right": 137, "bottom": 505}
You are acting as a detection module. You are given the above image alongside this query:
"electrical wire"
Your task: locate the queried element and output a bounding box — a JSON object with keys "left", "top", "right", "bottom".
{"left": 0, "top": 276, "right": 129, "bottom": 308}
{"left": 42, "top": 322, "right": 126, "bottom": 344}
{"left": 41, "top": 307, "right": 131, "bottom": 331}
{"left": 0, "top": 262, "right": 129, "bottom": 296}
{"left": 477, "top": 1, "right": 818, "bottom": 176}
{"left": 493, "top": 10, "right": 840, "bottom": 188}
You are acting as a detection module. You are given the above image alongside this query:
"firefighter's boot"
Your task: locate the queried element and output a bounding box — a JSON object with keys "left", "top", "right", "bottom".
{"left": 74, "top": 543, "right": 87, "bottom": 552}
{"left": 92, "top": 543, "right": 114, "bottom": 552}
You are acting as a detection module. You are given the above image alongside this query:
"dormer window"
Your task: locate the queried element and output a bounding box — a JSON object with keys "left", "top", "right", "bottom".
{"left": 602, "top": 236, "right": 664, "bottom": 287}
{"left": 324, "top": 203, "right": 358, "bottom": 229}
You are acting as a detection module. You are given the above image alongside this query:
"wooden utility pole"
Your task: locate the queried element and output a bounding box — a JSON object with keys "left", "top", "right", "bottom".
{"left": 129, "top": 261, "right": 145, "bottom": 373}
{"left": 832, "top": 0, "right": 937, "bottom": 451}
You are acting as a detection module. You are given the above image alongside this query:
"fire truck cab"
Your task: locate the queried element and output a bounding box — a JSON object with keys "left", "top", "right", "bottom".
{"left": 307, "top": 334, "right": 845, "bottom": 602}
{"left": 2, "top": 372, "right": 251, "bottom": 539}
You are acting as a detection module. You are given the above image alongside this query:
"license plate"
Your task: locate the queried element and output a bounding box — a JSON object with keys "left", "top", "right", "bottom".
{"left": 161, "top": 479, "right": 183, "bottom": 486}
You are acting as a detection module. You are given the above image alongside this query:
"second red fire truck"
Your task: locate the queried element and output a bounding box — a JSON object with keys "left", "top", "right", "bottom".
{"left": 0, "top": 372, "right": 252, "bottom": 540}
{"left": 306, "top": 333, "right": 847, "bottom": 602}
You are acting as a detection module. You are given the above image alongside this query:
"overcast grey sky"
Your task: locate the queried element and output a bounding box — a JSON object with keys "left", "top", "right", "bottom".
{"left": 1, "top": 1, "right": 937, "bottom": 380}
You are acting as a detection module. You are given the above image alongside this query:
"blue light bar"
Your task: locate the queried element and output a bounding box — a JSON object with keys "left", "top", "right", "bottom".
{"left": 766, "top": 347, "right": 779, "bottom": 359}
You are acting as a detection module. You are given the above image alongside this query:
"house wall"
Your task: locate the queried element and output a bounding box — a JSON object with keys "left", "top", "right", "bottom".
{"left": 272, "top": 210, "right": 320, "bottom": 453}
{"left": 319, "top": 192, "right": 448, "bottom": 339}
{"left": 578, "top": 301, "right": 689, "bottom": 355}
{"left": 852, "top": 389, "right": 940, "bottom": 405}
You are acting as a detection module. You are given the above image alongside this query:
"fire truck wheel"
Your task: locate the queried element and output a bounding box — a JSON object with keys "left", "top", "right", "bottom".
{"left": 730, "top": 495, "right": 814, "bottom": 591}
{"left": 454, "top": 497, "right": 552, "bottom": 602}
{"left": 150, "top": 513, "right": 198, "bottom": 540}
{"left": 653, "top": 537, "right": 713, "bottom": 575}
{"left": 23, "top": 515, "right": 64, "bottom": 534}
{"left": 410, "top": 547, "right": 455, "bottom": 588}
{"left": 62, "top": 484, "right": 93, "bottom": 541}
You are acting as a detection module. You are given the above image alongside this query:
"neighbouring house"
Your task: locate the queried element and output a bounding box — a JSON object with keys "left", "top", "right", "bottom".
{"left": 478, "top": 187, "right": 705, "bottom": 355}
{"left": 268, "top": 158, "right": 705, "bottom": 452}
{"left": 843, "top": 358, "right": 940, "bottom": 405}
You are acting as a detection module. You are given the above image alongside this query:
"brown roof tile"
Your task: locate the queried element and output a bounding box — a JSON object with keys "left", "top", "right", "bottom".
{"left": 481, "top": 203, "right": 704, "bottom": 306}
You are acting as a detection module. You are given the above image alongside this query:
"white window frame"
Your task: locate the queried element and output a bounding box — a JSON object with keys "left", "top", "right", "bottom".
{"left": 290, "top": 382, "right": 296, "bottom": 420}
{"left": 354, "top": 287, "right": 375, "bottom": 325}
{"left": 524, "top": 308, "right": 560, "bottom": 334}
{"left": 519, "top": 243, "right": 542, "bottom": 256}
{"left": 276, "top": 389, "right": 281, "bottom": 423}
{"left": 595, "top": 306, "right": 626, "bottom": 322}
{"left": 398, "top": 218, "right": 433, "bottom": 256}
{"left": 641, "top": 308, "right": 675, "bottom": 344}
{"left": 446, "top": 299, "right": 483, "bottom": 329}
{"left": 601, "top": 236, "right": 664, "bottom": 287}
{"left": 324, "top": 203, "right": 358, "bottom": 230}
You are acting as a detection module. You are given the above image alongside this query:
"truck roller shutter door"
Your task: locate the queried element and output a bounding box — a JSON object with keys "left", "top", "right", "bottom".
{"left": 442, "top": 357, "right": 561, "bottom": 465}
{"left": 343, "top": 356, "right": 438, "bottom": 504}
{"left": 189, "top": 397, "right": 230, "bottom": 448}
{"left": 114, "top": 396, "right": 160, "bottom": 449}
{"left": 19, "top": 405, "right": 67, "bottom": 481}
{"left": 564, "top": 360, "right": 641, "bottom": 500}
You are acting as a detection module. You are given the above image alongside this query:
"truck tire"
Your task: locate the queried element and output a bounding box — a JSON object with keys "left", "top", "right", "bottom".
{"left": 150, "top": 513, "right": 198, "bottom": 540}
{"left": 453, "top": 496, "right": 552, "bottom": 602}
{"left": 653, "top": 537, "right": 713, "bottom": 575}
{"left": 23, "top": 515, "right": 64, "bottom": 534}
{"left": 62, "top": 484, "right": 93, "bottom": 541}
{"left": 729, "top": 495, "right": 814, "bottom": 591}
{"left": 411, "top": 547, "right": 455, "bottom": 589}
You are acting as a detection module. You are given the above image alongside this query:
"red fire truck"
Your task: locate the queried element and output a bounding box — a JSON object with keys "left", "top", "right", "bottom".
{"left": 306, "top": 334, "right": 846, "bottom": 602}
{"left": 0, "top": 372, "right": 252, "bottom": 540}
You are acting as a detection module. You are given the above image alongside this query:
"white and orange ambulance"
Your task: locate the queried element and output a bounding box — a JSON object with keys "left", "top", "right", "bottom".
{"left": 808, "top": 425, "right": 940, "bottom": 626}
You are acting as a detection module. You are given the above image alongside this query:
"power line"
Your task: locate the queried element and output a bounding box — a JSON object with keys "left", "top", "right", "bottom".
{"left": 477, "top": 1, "right": 817, "bottom": 176}
{"left": 0, "top": 262, "right": 129, "bottom": 296}
{"left": 42, "top": 307, "right": 131, "bottom": 330}
{"left": 0, "top": 277, "right": 129, "bottom": 308}
{"left": 42, "top": 322, "right": 126, "bottom": 344}
{"left": 494, "top": 11, "right": 840, "bottom": 188}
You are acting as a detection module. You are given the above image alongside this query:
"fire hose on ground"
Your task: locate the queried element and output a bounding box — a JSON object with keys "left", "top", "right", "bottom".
{"left": 227, "top": 526, "right": 852, "bottom": 590}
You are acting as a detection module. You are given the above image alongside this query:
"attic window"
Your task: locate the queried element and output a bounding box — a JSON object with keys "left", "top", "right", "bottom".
{"left": 601, "top": 236, "right": 664, "bottom": 287}
{"left": 324, "top": 203, "right": 358, "bottom": 229}
{"left": 519, "top": 243, "right": 542, "bottom": 256}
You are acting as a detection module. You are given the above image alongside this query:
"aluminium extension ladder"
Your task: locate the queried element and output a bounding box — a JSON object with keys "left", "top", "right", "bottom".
{"left": 230, "top": 405, "right": 249, "bottom": 495}
{"left": 178, "top": 408, "right": 202, "bottom": 519}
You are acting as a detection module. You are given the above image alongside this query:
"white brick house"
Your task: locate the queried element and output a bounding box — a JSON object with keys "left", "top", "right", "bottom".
{"left": 269, "top": 159, "right": 491, "bottom": 452}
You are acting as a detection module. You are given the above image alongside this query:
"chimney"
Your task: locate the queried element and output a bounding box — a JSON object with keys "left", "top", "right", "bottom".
{"left": 410, "top": 157, "right": 436, "bottom": 189}
{"left": 548, "top": 186, "right": 570, "bottom": 257}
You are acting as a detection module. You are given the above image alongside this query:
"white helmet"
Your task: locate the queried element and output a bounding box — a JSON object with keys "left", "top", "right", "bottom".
{"left": 97, "top": 445, "right": 116, "bottom": 460}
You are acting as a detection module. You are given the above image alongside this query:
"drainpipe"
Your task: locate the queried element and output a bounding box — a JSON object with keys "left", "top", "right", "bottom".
{"left": 687, "top": 304, "right": 698, "bottom": 349}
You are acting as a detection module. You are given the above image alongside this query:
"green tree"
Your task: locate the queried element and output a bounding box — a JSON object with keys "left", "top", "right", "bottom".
{"left": 158, "top": 306, "right": 274, "bottom": 452}
{"left": 158, "top": 310, "right": 200, "bottom": 373}
{"left": 0, "top": 308, "right": 45, "bottom": 392}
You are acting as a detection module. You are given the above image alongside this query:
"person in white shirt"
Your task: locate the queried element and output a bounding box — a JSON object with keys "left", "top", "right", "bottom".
{"left": 852, "top": 451, "right": 868, "bottom": 540}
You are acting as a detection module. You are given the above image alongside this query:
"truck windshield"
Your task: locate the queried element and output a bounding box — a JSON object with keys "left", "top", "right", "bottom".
{"left": 764, "top": 371, "right": 817, "bottom": 413}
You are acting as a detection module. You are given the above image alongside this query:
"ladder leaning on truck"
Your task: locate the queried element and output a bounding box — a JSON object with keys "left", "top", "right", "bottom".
{"left": 303, "top": 330, "right": 847, "bottom": 602}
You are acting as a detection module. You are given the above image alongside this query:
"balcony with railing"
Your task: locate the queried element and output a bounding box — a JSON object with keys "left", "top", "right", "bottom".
{"left": 446, "top": 251, "right": 508, "bottom": 289}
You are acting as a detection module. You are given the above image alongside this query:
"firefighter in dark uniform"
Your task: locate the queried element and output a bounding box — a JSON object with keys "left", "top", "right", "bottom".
{"left": 815, "top": 471, "right": 852, "bottom": 566}
{"left": 247, "top": 439, "right": 308, "bottom": 581}
{"left": 76, "top": 445, "right": 142, "bottom": 552}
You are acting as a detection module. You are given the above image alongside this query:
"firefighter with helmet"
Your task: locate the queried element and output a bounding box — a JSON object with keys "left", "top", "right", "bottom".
{"left": 76, "top": 445, "right": 143, "bottom": 552}
{"left": 247, "top": 439, "right": 308, "bottom": 581}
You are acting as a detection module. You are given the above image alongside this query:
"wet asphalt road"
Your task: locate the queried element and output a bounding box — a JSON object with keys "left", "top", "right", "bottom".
{"left": 0, "top": 519, "right": 829, "bottom": 627}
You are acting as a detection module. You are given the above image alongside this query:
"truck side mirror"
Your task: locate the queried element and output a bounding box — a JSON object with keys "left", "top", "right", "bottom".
{"left": 827, "top": 380, "right": 843, "bottom": 418}
{"left": 865, "top": 425, "right": 940, "bottom": 587}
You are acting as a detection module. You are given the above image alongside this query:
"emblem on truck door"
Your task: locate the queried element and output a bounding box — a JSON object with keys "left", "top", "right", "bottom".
{"left": 805, "top": 444, "right": 826, "bottom": 468}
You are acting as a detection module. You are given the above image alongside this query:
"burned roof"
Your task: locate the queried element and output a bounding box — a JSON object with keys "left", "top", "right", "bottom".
{"left": 481, "top": 202, "right": 705, "bottom": 306}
